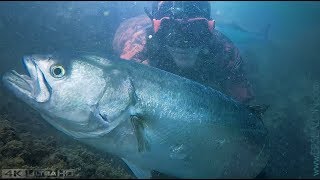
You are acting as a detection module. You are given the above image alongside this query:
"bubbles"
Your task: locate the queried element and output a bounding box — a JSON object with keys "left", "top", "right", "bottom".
{"left": 103, "top": 11, "right": 110, "bottom": 16}
{"left": 169, "top": 144, "right": 187, "bottom": 160}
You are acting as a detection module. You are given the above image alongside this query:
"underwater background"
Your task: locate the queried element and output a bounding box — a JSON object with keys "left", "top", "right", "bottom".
{"left": 0, "top": 1, "right": 320, "bottom": 178}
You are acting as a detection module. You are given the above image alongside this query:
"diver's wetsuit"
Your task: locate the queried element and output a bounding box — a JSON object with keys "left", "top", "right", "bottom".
{"left": 113, "top": 15, "right": 254, "bottom": 103}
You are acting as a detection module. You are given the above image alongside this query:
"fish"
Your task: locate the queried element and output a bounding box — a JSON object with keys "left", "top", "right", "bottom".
{"left": 215, "top": 21, "right": 271, "bottom": 53}
{"left": 2, "top": 53, "right": 270, "bottom": 178}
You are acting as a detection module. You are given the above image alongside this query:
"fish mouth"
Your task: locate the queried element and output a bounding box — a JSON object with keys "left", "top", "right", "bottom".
{"left": 2, "top": 56, "right": 51, "bottom": 103}
{"left": 4, "top": 69, "right": 33, "bottom": 98}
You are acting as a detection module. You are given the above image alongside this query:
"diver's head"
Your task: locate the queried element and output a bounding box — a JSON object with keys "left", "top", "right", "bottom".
{"left": 151, "top": 1, "right": 214, "bottom": 48}
{"left": 148, "top": 1, "right": 214, "bottom": 68}
{"left": 152, "top": 1, "right": 211, "bottom": 20}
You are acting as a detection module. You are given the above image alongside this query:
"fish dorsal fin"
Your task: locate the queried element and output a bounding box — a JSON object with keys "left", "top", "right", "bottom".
{"left": 247, "top": 104, "right": 270, "bottom": 120}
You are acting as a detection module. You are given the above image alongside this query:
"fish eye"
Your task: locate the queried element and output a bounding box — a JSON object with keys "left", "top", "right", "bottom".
{"left": 50, "top": 65, "right": 65, "bottom": 78}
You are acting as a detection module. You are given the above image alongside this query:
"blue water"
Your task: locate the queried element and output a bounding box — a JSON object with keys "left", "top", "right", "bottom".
{"left": 0, "top": 1, "right": 320, "bottom": 179}
{"left": 212, "top": 2, "right": 320, "bottom": 41}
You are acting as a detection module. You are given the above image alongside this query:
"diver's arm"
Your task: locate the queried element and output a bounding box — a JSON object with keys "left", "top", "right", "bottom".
{"left": 213, "top": 31, "right": 255, "bottom": 104}
{"left": 224, "top": 47, "right": 255, "bottom": 104}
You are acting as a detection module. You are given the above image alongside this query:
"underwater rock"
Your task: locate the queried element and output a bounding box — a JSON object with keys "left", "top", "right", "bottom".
{"left": 1, "top": 157, "right": 25, "bottom": 168}
{"left": 0, "top": 140, "right": 23, "bottom": 157}
{"left": 0, "top": 115, "right": 20, "bottom": 144}
{"left": 0, "top": 126, "right": 19, "bottom": 144}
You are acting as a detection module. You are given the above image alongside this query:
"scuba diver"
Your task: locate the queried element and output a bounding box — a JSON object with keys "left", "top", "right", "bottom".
{"left": 113, "top": 1, "right": 254, "bottom": 104}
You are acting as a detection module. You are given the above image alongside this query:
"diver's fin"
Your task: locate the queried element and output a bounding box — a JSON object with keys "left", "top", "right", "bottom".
{"left": 247, "top": 104, "right": 270, "bottom": 120}
{"left": 122, "top": 158, "right": 152, "bottom": 179}
{"left": 130, "top": 115, "right": 150, "bottom": 153}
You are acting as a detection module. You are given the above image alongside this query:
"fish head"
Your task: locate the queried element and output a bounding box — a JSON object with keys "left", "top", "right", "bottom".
{"left": 2, "top": 54, "right": 117, "bottom": 139}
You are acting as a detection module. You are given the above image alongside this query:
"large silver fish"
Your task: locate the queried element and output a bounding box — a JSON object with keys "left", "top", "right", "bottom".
{"left": 2, "top": 54, "right": 269, "bottom": 178}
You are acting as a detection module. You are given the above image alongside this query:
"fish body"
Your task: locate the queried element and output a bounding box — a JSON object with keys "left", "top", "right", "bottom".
{"left": 2, "top": 54, "right": 269, "bottom": 178}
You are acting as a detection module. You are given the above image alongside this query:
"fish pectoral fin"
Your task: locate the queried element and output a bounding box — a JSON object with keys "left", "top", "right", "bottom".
{"left": 122, "top": 158, "right": 152, "bottom": 179}
{"left": 131, "top": 115, "right": 150, "bottom": 153}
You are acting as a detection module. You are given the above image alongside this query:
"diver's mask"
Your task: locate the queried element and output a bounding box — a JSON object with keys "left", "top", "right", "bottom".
{"left": 145, "top": 1, "right": 215, "bottom": 49}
